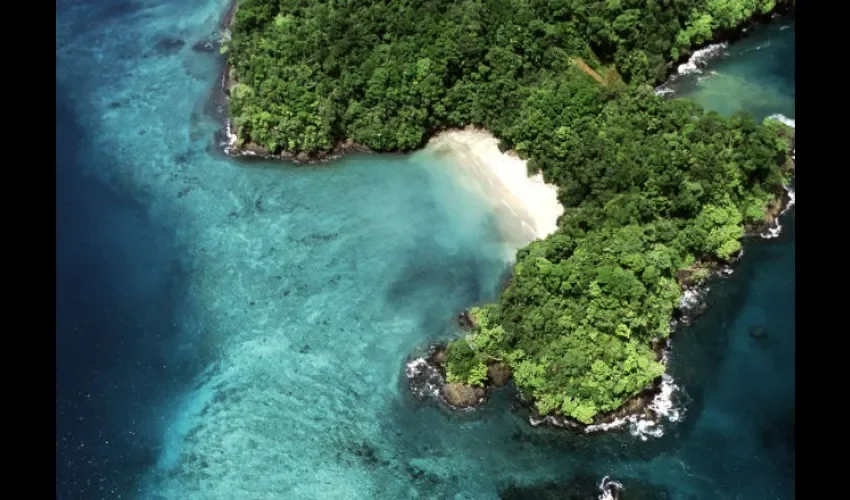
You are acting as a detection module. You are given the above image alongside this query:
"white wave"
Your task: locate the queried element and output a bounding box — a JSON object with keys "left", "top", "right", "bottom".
{"left": 529, "top": 414, "right": 545, "bottom": 427}
{"left": 629, "top": 418, "right": 664, "bottom": 441}
{"left": 223, "top": 119, "right": 238, "bottom": 154}
{"left": 405, "top": 357, "right": 442, "bottom": 398}
{"left": 760, "top": 185, "right": 795, "bottom": 239}
{"left": 677, "top": 43, "right": 728, "bottom": 75}
{"left": 780, "top": 25, "right": 791, "bottom": 31}
{"left": 598, "top": 476, "right": 624, "bottom": 500}
{"left": 626, "top": 374, "right": 683, "bottom": 441}
{"left": 679, "top": 287, "right": 707, "bottom": 311}
{"left": 539, "top": 382, "right": 684, "bottom": 439}
{"left": 654, "top": 86, "right": 675, "bottom": 96}
{"left": 405, "top": 357, "right": 427, "bottom": 378}
{"left": 782, "top": 186, "right": 796, "bottom": 214}
{"left": 529, "top": 413, "right": 580, "bottom": 429}
{"left": 767, "top": 113, "right": 795, "bottom": 129}
{"left": 585, "top": 417, "right": 628, "bottom": 433}
{"left": 759, "top": 116, "right": 795, "bottom": 239}
{"left": 585, "top": 368, "right": 684, "bottom": 441}
{"left": 760, "top": 223, "right": 782, "bottom": 239}
{"left": 648, "top": 374, "right": 680, "bottom": 423}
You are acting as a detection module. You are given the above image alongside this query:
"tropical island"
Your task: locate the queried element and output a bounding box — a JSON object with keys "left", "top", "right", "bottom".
{"left": 223, "top": 0, "right": 794, "bottom": 426}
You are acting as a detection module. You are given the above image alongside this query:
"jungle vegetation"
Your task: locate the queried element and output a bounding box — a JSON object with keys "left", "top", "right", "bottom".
{"left": 227, "top": 0, "right": 793, "bottom": 423}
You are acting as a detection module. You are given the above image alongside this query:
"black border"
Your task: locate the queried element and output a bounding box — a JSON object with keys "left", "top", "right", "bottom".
{"left": 52, "top": 2, "right": 815, "bottom": 498}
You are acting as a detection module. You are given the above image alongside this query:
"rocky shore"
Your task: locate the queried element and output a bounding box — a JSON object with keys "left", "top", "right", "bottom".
{"left": 218, "top": 66, "right": 372, "bottom": 164}
{"left": 407, "top": 310, "right": 673, "bottom": 429}
{"left": 408, "top": 153, "right": 794, "bottom": 430}
{"left": 661, "top": 1, "right": 794, "bottom": 84}
{"left": 198, "top": 0, "right": 371, "bottom": 165}
{"left": 407, "top": 333, "right": 514, "bottom": 410}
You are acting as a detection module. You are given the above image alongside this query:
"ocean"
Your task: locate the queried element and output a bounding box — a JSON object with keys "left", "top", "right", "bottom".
{"left": 55, "top": 2, "right": 794, "bottom": 498}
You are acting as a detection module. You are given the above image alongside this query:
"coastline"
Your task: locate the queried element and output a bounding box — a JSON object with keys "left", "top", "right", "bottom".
{"left": 215, "top": 2, "right": 370, "bottom": 165}
{"left": 219, "top": 0, "right": 794, "bottom": 437}
{"left": 425, "top": 128, "right": 565, "bottom": 244}
{"left": 217, "top": 9, "right": 562, "bottom": 245}
{"left": 407, "top": 123, "right": 794, "bottom": 435}
{"left": 660, "top": 1, "right": 795, "bottom": 85}
{"left": 219, "top": 65, "right": 373, "bottom": 164}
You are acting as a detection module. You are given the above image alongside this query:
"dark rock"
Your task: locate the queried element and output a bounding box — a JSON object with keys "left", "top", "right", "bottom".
{"left": 458, "top": 310, "right": 475, "bottom": 329}
{"left": 192, "top": 40, "right": 217, "bottom": 53}
{"left": 218, "top": 0, "right": 238, "bottom": 31}
{"left": 407, "top": 353, "right": 445, "bottom": 400}
{"left": 500, "top": 475, "right": 668, "bottom": 500}
{"left": 749, "top": 326, "right": 767, "bottom": 339}
{"left": 295, "top": 151, "right": 312, "bottom": 162}
{"left": 674, "top": 268, "right": 696, "bottom": 287}
{"left": 243, "top": 141, "right": 270, "bottom": 155}
{"left": 431, "top": 348, "right": 447, "bottom": 367}
{"left": 487, "top": 361, "right": 512, "bottom": 387}
{"left": 154, "top": 37, "right": 185, "bottom": 55}
{"left": 345, "top": 441, "right": 388, "bottom": 468}
{"left": 442, "top": 383, "right": 485, "bottom": 408}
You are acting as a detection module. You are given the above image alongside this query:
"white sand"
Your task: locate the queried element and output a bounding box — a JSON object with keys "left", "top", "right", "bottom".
{"left": 426, "top": 128, "right": 564, "bottom": 244}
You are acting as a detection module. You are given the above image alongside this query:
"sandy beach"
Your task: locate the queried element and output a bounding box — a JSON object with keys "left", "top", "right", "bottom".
{"left": 426, "top": 128, "right": 564, "bottom": 246}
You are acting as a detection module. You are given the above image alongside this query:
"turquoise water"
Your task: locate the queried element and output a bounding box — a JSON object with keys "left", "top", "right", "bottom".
{"left": 56, "top": 1, "right": 794, "bottom": 498}
{"left": 661, "top": 16, "right": 795, "bottom": 122}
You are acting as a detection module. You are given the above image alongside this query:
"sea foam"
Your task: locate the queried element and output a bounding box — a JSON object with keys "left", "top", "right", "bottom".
{"left": 767, "top": 113, "right": 795, "bottom": 129}
{"left": 405, "top": 357, "right": 443, "bottom": 399}
{"left": 583, "top": 374, "right": 684, "bottom": 441}
{"left": 677, "top": 43, "right": 728, "bottom": 75}
{"left": 598, "top": 476, "right": 624, "bottom": 500}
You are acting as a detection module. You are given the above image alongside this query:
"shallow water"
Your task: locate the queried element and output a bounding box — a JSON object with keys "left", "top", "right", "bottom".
{"left": 56, "top": 1, "right": 794, "bottom": 498}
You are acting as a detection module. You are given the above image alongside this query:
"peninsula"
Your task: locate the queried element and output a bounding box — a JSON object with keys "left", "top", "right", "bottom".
{"left": 224, "top": 0, "right": 794, "bottom": 425}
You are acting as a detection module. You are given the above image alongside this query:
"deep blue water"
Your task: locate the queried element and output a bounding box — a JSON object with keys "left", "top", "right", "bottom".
{"left": 56, "top": 83, "right": 203, "bottom": 498}
{"left": 56, "top": 2, "right": 794, "bottom": 498}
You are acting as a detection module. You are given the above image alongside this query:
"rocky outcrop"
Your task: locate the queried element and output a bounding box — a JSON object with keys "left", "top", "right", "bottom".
{"left": 663, "top": 1, "right": 795, "bottom": 84}
{"left": 526, "top": 376, "right": 662, "bottom": 430}
{"left": 487, "top": 361, "right": 512, "bottom": 387}
{"left": 442, "top": 383, "right": 486, "bottom": 409}
{"left": 457, "top": 310, "right": 475, "bottom": 329}
{"left": 406, "top": 342, "right": 505, "bottom": 411}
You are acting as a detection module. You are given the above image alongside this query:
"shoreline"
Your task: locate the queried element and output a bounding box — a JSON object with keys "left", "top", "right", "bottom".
{"left": 405, "top": 337, "right": 679, "bottom": 438}
{"left": 406, "top": 127, "right": 794, "bottom": 434}
{"left": 425, "top": 128, "right": 565, "bottom": 244}
{"left": 217, "top": 2, "right": 794, "bottom": 165}
{"left": 219, "top": 0, "right": 794, "bottom": 436}
{"left": 659, "top": 2, "right": 794, "bottom": 85}
{"left": 214, "top": 24, "right": 562, "bottom": 245}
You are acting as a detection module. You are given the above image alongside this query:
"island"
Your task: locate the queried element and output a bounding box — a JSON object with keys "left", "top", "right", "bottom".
{"left": 223, "top": 0, "right": 794, "bottom": 426}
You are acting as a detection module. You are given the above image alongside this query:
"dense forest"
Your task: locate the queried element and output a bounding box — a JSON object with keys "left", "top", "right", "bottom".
{"left": 227, "top": 0, "right": 794, "bottom": 423}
